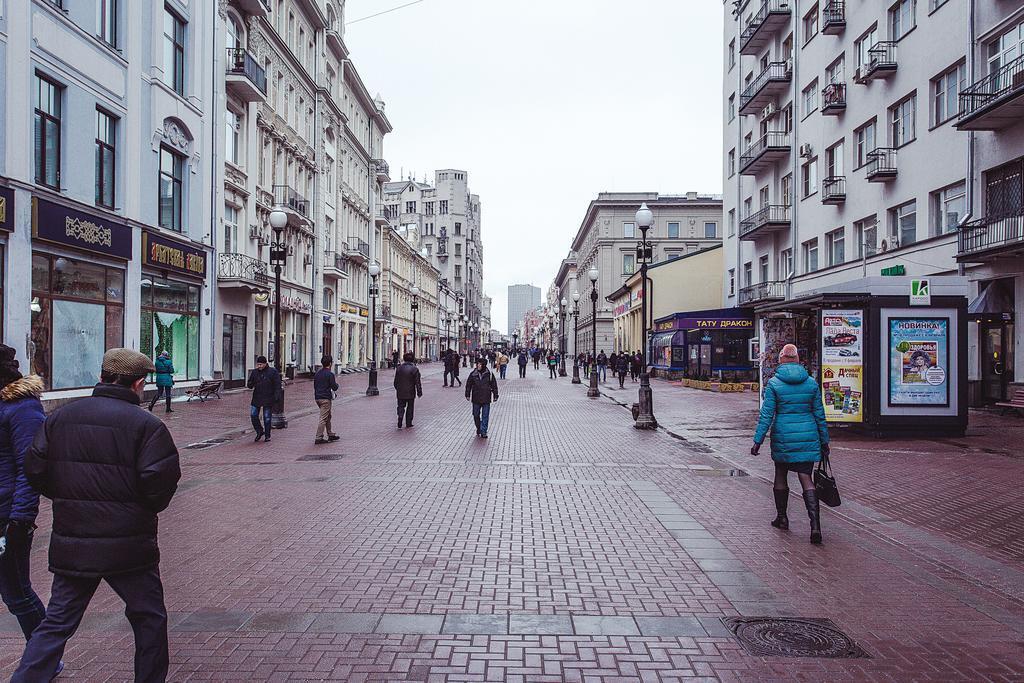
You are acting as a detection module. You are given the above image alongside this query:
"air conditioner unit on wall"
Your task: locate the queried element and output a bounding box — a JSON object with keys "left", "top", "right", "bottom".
{"left": 879, "top": 234, "right": 899, "bottom": 253}
{"left": 762, "top": 103, "right": 777, "bottom": 119}
{"left": 799, "top": 143, "right": 813, "bottom": 158}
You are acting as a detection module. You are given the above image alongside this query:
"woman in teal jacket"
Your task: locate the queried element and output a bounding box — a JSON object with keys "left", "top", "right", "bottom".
{"left": 751, "top": 344, "right": 829, "bottom": 544}
{"left": 147, "top": 351, "right": 175, "bottom": 413}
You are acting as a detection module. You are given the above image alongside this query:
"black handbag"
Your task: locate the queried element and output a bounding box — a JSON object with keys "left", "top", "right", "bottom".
{"left": 814, "top": 451, "right": 841, "bottom": 507}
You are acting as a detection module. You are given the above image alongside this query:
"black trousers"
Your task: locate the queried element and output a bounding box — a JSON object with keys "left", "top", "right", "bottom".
{"left": 397, "top": 398, "right": 415, "bottom": 426}
{"left": 443, "top": 369, "right": 452, "bottom": 386}
{"left": 147, "top": 386, "right": 171, "bottom": 411}
{"left": 13, "top": 566, "right": 169, "bottom": 683}
{"left": 518, "top": 364, "right": 527, "bottom": 378}
{"left": 548, "top": 365, "right": 557, "bottom": 378}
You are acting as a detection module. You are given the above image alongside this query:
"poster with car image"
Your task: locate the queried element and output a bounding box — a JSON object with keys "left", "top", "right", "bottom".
{"left": 821, "top": 310, "right": 863, "bottom": 422}
{"left": 888, "top": 317, "right": 949, "bottom": 406}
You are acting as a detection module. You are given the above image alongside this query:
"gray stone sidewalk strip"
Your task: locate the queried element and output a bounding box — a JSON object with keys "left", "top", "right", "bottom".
{"left": 508, "top": 614, "right": 573, "bottom": 635}
{"left": 308, "top": 612, "right": 382, "bottom": 633}
{"left": 375, "top": 614, "right": 445, "bottom": 634}
{"left": 174, "top": 611, "right": 250, "bottom": 632}
{"left": 442, "top": 614, "right": 510, "bottom": 634}
{"left": 572, "top": 615, "right": 640, "bottom": 636}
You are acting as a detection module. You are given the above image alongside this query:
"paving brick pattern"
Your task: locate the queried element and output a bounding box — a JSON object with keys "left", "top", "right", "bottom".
{"left": 1, "top": 366, "right": 1022, "bottom": 680}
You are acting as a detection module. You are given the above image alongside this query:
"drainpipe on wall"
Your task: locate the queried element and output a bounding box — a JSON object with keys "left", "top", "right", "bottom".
{"left": 961, "top": 0, "right": 977, "bottom": 278}
{"left": 788, "top": 9, "right": 800, "bottom": 300}
{"left": 208, "top": 0, "right": 221, "bottom": 378}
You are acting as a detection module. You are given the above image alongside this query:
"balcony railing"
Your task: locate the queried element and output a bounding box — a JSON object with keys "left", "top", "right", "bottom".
{"left": 865, "top": 148, "right": 897, "bottom": 181}
{"left": 347, "top": 237, "right": 370, "bottom": 259}
{"left": 739, "top": 281, "right": 786, "bottom": 306}
{"left": 739, "top": 0, "right": 792, "bottom": 55}
{"left": 218, "top": 252, "right": 269, "bottom": 288}
{"left": 373, "top": 159, "right": 390, "bottom": 180}
{"left": 956, "top": 54, "right": 1024, "bottom": 131}
{"left": 822, "top": 176, "right": 846, "bottom": 204}
{"left": 273, "top": 185, "right": 309, "bottom": 217}
{"left": 857, "top": 41, "right": 897, "bottom": 82}
{"left": 821, "top": 83, "right": 846, "bottom": 114}
{"left": 739, "top": 131, "right": 791, "bottom": 175}
{"left": 323, "top": 251, "right": 348, "bottom": 275}
{"left": 822, "top": 0, "right": 845, "bottom": 34}
{"left": 957, "top": 208, "right": 1024, "bottom": 261}
{"left": 739, "top": 204, "right": 790, "bottom": 239}
{"left": 226, "top": 48, "right": 267, "bottom": 96}
{"left": 740, "top": 61, "right": 792, "bottom": 114}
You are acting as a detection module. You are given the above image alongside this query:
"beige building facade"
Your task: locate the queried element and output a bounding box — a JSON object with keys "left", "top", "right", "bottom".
{"left": 382, "top": 226, "right": 439, "bottom": 362}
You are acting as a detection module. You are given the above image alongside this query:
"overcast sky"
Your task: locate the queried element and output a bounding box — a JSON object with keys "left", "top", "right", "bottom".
{"left": 345, "top": 0, "right": 725, "bottom": 334}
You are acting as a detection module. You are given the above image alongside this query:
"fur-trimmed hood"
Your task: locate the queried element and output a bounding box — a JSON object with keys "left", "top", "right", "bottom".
{"left": 1, "top": 375, "right": 45, "bottom": 402}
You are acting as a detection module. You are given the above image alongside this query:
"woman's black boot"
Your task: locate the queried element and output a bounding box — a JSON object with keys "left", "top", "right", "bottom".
{"left": 771, "top": 488, "right": 789, "bottom": 530}
{"left": 803, "top": 489, "right": 822, "bottom": 544}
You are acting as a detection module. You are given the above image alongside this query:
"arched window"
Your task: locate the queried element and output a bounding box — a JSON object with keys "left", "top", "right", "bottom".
{"left": 323, "top": 287, "right": 333, "bottom": 311}
{"left": 226, "top": 13, "right": 244, "bottom": 51}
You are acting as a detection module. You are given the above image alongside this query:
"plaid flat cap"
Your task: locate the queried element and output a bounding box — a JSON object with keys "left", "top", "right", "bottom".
{"left": 101, "top": 348, "right": 156, "bottom": 376}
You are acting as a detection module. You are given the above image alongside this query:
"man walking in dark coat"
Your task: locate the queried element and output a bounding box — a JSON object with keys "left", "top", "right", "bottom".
{"left": 465, "top": 358, "right": 499, "bottom": 438}
{"left": 313, "top": 355, "right": 340, "bottom": 445}
{"left": 443, "top": 348, "right": 454, "bottom": 387}
{"left": 394, "top": 352, "right": 422, "bottom": 429}
{"left": 617, "top": 353, "right": 629, "bottom": 388}
{"left": 247, "top": 355, "right": 281, "bottom": 442}
{"left": 517, "top": 350, "right": 528, "bottom": 378}
{"left": 13, "top": 348, "right": 180, "bottom": 683}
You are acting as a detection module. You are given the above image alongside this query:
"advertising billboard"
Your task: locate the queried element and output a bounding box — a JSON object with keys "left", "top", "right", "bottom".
{"left": 821, "top": 309, "right": 863, "bottom": 423}
{"left": 888, "top": 317, "right": 950, "bottom": 406}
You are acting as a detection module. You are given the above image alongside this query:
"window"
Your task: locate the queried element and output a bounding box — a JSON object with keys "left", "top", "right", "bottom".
{"left": 439, "top": 200, "right": 448, "bottom": 214}
{"left": 802, "top": 239, "right": 819, "bottom": 273}
{"left": 759, "top": 186, "right": 770, "bottom": 208}
{"left": 856, "top": 26, "right": 878, "bottom": 68}
{"left": 704, "top": 222, "right": 717, "bottom": 238}
{"left": 855, "top": 120, "right": 877, "bottom": 167}
{"left": 930, "top": 0, "right": 948, "bottom": 10}
{"left": 97, "top": 0, "right": 117, "bottom": 47}
{"left": 888, "top": 0, "right": 916, "bottom": 41}
{"left": 802, "top": 79, "right": 819, "bottom": 116}
{"left": 454, "top": 264, "right": 462, "bottom": 279}
{"left": 759, "top": 256, "right": 769, "bottom": 282}
{"left": 34, "top": 74, "right": 62, "bottom": 189}
{"left": 728, "top": 269, "right": 735, "bottom": 296}
{"left": 728, "top": 93, "right": 735, "bottom": 121}
{"left": 158, "top": 146, "right": 184, "bottom": 231}
{"left": 984, "top": 157, "right": 1023, "bottom": 220}
{"left": 743, "top": 262, "right": 752, "bottom": 287}
{"left": 781, "top": 104, "right": 794, "bottom": 134}
{"left": 30, "top": 254, "right": 125, "bottom": 390}
{"left": 931, "top": 181, "right": 965, "bottom": 235}
{"left": 224, "top": 205, "right": 238, "bottom": 253}
{"left": 779, "top": 248, "right": 794, "bottom": 277}
{"left": 728, "top": 39, "right": 736, "bottom": 70}
{"left": 826, "top": 140, "right": 844, "bottom": 177}
{"left": 889, "top": 94, "right": 916, "bottom": 147}
{"left": 782, "top": 174, "right": 793, "bottom": 205}
{"left": 95, "top": 109, "right": 116, "bottom": 208}
{"left": 454, "top": 243, "right": 462, "bottom": 257}
{"left": 163, "top": 7, "right": 185, "bottom": 95}
{"left": 889, "top": 200, "right": 917, "bottom": 247}
{"left": 826, "top": 55, "right": 845, "bottom": 84}
{"left": 140, "top": 276, "right": 201, "bottom": 381}
{"left": 803, "top": 4, "right": 819, "bottom": 43}
{"left": 743, "top": 197, "right": 752, "bottom": 218}
{"left": 405, "top": 201, "right": 416, "bottom": 214}
{"left": 454, "top": 222, "right": 462, "bottom": 235}
{"left": 854, "top": 216, "right": 878, "bottom": 258}
{"left": 931, "top": 62, "right": 966, "bottom": 126}
{"left": 225, "top": 109, "right": 240, "bottom": 166}
{"left": 728, "top": 209, "right": 736, "bottom": 236}
{"left": 623, "top": 253, "right": 635, "bottom": 275}
{"left": 802, "top": 158, "right": 818, "bottom": 197}
{"left": 986, "top": 20, "right": 1024, "bottom": 78}
{"left": 728, "top": 149, "right": 735, "bottom": 177}
{"left": 826, "top": 228, "right": 845, "bottom": 266}
{"left": 623, "top": 222, "right": 635, "bottom": 238}
{"left": 668, "top": 222, "right": 679, "bottom": 238}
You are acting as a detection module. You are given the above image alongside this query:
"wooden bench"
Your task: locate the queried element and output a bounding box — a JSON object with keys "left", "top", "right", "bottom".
{"left": 995, "top": 389, "right": 1024, "bottom": 415}
{"left": 185, "top": 379, "right": 223, "bottom": 403}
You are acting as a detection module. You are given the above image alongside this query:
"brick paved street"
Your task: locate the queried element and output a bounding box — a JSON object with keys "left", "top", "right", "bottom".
{"left": 3, "top": 366, "right": 1024, "bottom": 681}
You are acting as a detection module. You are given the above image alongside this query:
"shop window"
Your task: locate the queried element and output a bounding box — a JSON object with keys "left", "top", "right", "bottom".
{"left": 30, "top": 253, "right": 125, "bottom": 390}
{"left": 140, "top": 275, "right": 200, "bottom": 381}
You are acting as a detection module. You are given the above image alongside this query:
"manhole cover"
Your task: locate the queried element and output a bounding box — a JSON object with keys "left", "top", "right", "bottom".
{"left": 723, "top": 617, "right": 869, "bottom": 659}
{"left": 297, "top": 453, "right": 345, "bottom": 461}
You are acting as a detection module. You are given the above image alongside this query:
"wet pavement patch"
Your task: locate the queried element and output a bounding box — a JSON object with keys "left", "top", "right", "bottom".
{"left": 690, "top": 467, "right": 748, "bottom": 477}
{"left": 183, "top": 437, "right": 231, "bottom": 450}
{"left": 723, "top": 617, "right": 870, "bottom": 658}
{"left": 297, "top": 453, "right": 345, "bottom": 461}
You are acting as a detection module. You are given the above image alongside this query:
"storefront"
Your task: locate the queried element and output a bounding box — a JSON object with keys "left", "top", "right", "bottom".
{"left": 0, "top": 184, "right": 13, "bottom": 341}
{"left": 139, "top": 230, "right": 208, "bottom": 383}
{"left": 275, "top": 289, "right": 311, "bottom": 376}
{"left": 30, "top": 197, "right": 132, "bottom": 390}
{"left": 966, "top": 278, "right": 1016, "bottom": 405}
{"left": 650, "top": 308, "right": 755, "bottom": 380}
{"left": 754, "top": 276, "right": 969, "bottom": 436}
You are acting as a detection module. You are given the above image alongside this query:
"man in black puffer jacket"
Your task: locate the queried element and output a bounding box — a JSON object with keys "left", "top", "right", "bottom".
{"left": 13, "top": 348, "right": 180, "bottom": 683}
{"left": 394, "top": 352, "right": 422, "bottom": 429}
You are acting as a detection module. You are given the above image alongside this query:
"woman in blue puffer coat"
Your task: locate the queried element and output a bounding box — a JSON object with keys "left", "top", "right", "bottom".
{"left": 751, "top": 344, "right": 830, "bottom": 544}
{"left": 147, "top": 350, "right": 174, "bottom": 413}
{"left": 0, "top": 344, "right": 48, "bottom": 644}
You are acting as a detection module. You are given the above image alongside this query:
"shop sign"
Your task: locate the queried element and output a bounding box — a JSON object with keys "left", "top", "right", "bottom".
{"left": 32, "top": 197, "right": 132, "bottom": 260}
{"left": 881, "top": 264, "right": 905, "bottom": 276}
{"left": 0, "top": 185, "right": 13, "bottom": 232}
{"left": 672, "top": 317, "right": 753, "bottom": 330}
{"left": 821, "top": 309, "right": 864, "bottom": 423}
{"left": 655, "top": 320, "right": 674, "bottom": 331}
{"left": 142, "top": 231, "right": 207, "bottom": 279}
{"left": 272, "top": 292, "right": 311, "bottom": 312}
{"left": 359, "top": 308, "right": 369, "bottom": 317}
{"left": 910, "top": 278, "right": 931, "bottom": 305}
{"left": 888, "top": 317, "right": 949, "bottom": 406}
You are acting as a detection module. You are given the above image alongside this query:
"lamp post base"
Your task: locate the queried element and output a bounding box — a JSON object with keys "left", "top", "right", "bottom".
{"left": 366, "top": 364, "right": 379, "bottom": 397}
{"left": 559, "top": 360, "right": 567, "bottom": 377}
{"left": 572, "top": 363, "right": 581, "bottom": 384}
{"left": 271, "top": 392, "right": 288, "bottom": 429}
{"left": 634, "top": 372, "right": 657, "bottom": 429}
{"left": 587, "top": 371, "right": 600, "bottom": 398}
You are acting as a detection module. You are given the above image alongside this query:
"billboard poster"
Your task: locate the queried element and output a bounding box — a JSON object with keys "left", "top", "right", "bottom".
{"left": 888, "top": 317, "right": 950, "bottom": 406}
{"left": 821, "top": 310, "right": 864, "bottom": 422}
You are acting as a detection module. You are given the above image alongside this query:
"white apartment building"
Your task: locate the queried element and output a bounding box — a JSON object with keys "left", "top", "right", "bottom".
{"left": 1, "top": 0, "right": 217, "bottom": 401}
{"left": 382, "top": 170, "right": 484, "bottom": 334}
{"left": 723, "top": 0, "right": 1021, "bottom": 408}
{"left": 570, "top": 192, "right": 724, "bottom": 358}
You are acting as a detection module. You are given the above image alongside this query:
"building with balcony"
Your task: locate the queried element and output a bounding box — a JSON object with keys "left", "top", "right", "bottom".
{"left": 381, "top": 225, "right": 440, "bottom": 362}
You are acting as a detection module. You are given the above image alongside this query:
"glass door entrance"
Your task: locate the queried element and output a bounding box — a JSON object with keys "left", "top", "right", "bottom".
{"left": 222, "top": 314, "right": 247, "bottom": 387}
{"left": 981, "top": 322, "right": 1014, "bottom": 402}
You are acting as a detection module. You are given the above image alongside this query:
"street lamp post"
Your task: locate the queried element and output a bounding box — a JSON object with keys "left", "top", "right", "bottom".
{"left": 445, "top": 313, "right": 452, "bottom": 353}
{"left": 411, "top": 285, "right": 420, "bottom": 362}
{"left": 366, "top": 262, "right": 381, "bottom": 396}
{"left": 634, "top": 203, "right": 657, "bottom": 429}
{"left": 268, "top": 208, "right": 289, "bottom": 429}
{"left": 571, "top": 290, "right": 581, "bottom": 384}
{"left": 587, "top": 266, "right": 600, "bottom": 398}
{"left": 461, "top": 313, "right": 468, "bottom": 367}
{"left": 559, "top": 298, "right": 568, "bottom": 377}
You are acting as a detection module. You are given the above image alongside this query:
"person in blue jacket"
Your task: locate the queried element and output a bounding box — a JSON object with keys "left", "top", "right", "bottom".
{"left": 751, "top": 344, "right": 830, "bottom": 544}
{"left": 147, "top": 350, "right": 174, "bottom": 413}
{"left": 0, "top": 344, "right": 50, "bottom": 653}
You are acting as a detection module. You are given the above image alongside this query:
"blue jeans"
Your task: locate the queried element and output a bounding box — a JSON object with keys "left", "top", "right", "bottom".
{"left": 472, "top": 402, "right": 491, "bottom": 435}
{"left": 0, "top": 525, "right": 46, "bottom": 640}
{"left": 598, "top": 364, "right": 607, "bottom": 382}
{"left": 499, "top": 365, "right": 507, "bottom": 379}
{"left": 250, "top": 405, "right": 272, "bottom": 435}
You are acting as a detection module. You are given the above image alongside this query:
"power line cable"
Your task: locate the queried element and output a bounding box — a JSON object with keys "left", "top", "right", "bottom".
{"left": 346, "top": 0, "right": 428, "bottom": 25}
